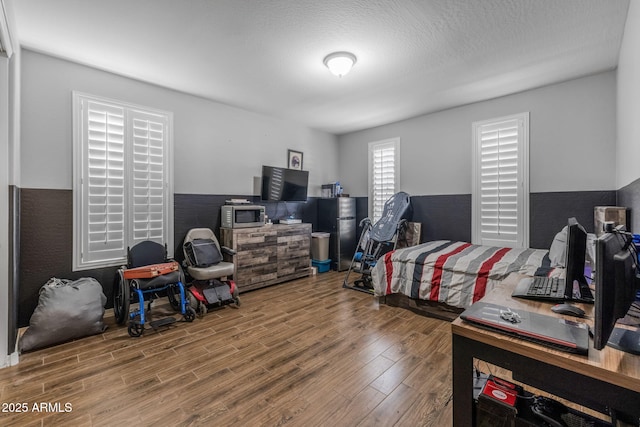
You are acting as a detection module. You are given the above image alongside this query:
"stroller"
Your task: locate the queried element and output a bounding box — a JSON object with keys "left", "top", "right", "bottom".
{"left": 113, "top": 241, "right": 195, "bottom": 337}
{"left": 343, "top": 192, "right": 411, "bottom": 293}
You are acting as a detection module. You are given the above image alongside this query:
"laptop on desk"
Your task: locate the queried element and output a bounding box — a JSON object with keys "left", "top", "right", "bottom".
{"left": 512, "top": 217, "right": 594, "bottom": 304}
{"left": 460, "top": 302, "right": 589, "bottom": 355}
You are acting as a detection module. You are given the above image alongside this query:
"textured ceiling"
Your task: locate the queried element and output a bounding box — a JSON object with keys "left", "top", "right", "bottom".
{"left": 12, "top": 0, "right": 630, "bottom": 134}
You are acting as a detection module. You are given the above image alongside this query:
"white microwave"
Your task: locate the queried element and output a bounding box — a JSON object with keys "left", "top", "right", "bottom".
{"left": 221, "top": 205, "right": 265, "bottom": 228}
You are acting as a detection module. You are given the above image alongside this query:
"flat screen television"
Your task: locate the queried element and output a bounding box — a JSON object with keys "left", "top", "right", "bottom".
{"left": 594, "top": 229, "right": 640, "bottom": 354}
{"left": 260, "top": 165, "right": 309, "bottom": 202}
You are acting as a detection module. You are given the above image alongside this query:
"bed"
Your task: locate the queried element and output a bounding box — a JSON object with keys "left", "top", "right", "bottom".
{"left": 371, "top": 240, "right": 556, "bottom": 320}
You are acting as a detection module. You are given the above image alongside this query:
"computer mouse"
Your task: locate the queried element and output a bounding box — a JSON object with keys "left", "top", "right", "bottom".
{"left": 551, "top": 303, "right": 585, "bottom": 318}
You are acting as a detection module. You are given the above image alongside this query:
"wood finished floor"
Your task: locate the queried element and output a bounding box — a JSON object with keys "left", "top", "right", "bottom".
{"left": 0, "top": 271, "right": 453, "bottom": 426}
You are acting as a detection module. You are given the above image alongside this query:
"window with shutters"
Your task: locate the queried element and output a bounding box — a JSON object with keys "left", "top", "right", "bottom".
{"left": 472, "top": 113, "right": 529, "bottom": 248}
{"left": 368, "top": 138, "right": 400, "bottom": 223}
{"left": 72, "top": 92, "right": 174, "bottom": 271}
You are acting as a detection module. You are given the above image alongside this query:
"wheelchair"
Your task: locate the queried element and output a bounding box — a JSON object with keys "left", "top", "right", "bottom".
{"left": 113, "top": 240, "right": 196, "bottom": 337}
{"left": 182, "top": 228, "right": 240, "bottom": 316}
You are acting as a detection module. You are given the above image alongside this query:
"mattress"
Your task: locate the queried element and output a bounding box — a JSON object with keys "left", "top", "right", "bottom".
{"left": 371, "top": 240, "right": 552, "bottom": 309}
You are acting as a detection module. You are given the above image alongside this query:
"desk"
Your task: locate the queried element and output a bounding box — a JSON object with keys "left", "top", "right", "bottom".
{"left": 451, "top": 274, "right": 640, "bottom": 426}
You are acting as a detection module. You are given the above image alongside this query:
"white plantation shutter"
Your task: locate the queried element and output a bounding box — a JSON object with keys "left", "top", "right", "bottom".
{"left": 130, "top": 112, "right": 168, "bottom": 246}
{"left": 73, "top": 93, "right": 173, "bottom": 270}
{"left": 472, "top": 113, "right": 529, "bottom": 248}
{"left": 369, "top": 138, "right": 400, "bottom": 223}
{"left": 83, "top": 101, "right": 126, "bottom": 264}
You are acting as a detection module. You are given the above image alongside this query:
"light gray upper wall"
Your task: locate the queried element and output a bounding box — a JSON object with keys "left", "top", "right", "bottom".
{"left": 20, "top": 50, "right": 339, "bottom": 196}
{"left": 617, "top": 0, "right": 640, "bottom": 189}
{"left": 338, "top": 72, "right": 616, "bottom": 198}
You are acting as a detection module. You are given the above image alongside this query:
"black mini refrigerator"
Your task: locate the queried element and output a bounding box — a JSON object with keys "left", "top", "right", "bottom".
{"left": 317, "top": 197, "right": 357, "bottom": 271}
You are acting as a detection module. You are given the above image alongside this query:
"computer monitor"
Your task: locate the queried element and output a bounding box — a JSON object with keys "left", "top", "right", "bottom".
{"left": 511, "top": 217, "right": 592, "bottom": 302}
{"left": 565, "top": 217, "right": 588, "bottom": 289}
{"left": 594, "top": 229, "right": 640, "bottom": 354}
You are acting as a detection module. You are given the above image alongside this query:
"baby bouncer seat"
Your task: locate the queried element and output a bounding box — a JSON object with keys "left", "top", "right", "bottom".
{"left": 113, "top": 240, "right": 195, "bottom": 337}
{"left": 343, "top": 191, "right": 411, "bottom": 293}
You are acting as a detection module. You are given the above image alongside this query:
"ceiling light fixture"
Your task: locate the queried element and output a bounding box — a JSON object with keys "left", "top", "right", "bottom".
{"left": 323, "top": 51, "right": 357, "bottom": 77}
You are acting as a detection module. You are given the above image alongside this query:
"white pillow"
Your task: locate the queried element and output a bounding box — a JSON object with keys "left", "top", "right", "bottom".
{"left": 548, "top": 226, "right": 568, "bottom": 267}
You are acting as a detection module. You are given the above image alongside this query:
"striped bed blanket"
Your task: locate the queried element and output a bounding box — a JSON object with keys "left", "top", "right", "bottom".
{"left": 371, "top": 240, "right": 553, "bottom": 309}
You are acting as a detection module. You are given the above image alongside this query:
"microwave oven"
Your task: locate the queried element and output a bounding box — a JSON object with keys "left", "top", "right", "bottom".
{"left": 221, "top": 205, "right": 265, "bottom": 228}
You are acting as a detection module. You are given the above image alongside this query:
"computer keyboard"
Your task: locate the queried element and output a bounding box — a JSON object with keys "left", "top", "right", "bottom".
{"left": 525, "top": 277, "right": 565, "bottom": 298}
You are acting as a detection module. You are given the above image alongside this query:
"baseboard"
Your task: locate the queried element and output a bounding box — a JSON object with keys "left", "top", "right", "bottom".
{"left": 0, "top": 351, "right": 19, "bottom": 369}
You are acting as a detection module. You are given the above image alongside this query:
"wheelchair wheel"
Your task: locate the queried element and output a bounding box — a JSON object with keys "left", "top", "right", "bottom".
{"left": 167, "top": 284, "right": 182, "bottom": 312}
{"left": 184, "top": 307, "right": 196, "bottom": 322}
{"left": 128, "top": 321, "right": 143, "bottom": 337}
{"left": 186, "top": 290, "right": 206, "bottom": 317}
{"left": 113, "top": 269, "right": 130, "bottom": 325}
{"left": 167, "top": 266, "right": 187, "bottom": 311}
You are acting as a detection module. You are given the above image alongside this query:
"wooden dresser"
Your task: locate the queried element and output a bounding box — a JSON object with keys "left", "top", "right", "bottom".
{"left": 220, "top": 223, "right": 311, "bottom": 292}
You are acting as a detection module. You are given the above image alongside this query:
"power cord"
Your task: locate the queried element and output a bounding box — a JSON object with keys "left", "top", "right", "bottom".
{"left": 611, "top": 227, "right": 640, "bottom": 276}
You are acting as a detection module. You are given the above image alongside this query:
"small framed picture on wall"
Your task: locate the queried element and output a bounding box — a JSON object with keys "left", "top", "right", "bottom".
{"left": 288, "top": 149, "right": 303, "bottom": 170}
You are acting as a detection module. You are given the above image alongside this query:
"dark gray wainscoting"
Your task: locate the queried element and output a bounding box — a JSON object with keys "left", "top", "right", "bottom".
{"left": 19, "top": 189, "right": 119, "bottom": 327}
{"left": 530, "top": 191, "right": 616, "bottom": 249}
{"left": 617, "top": 177, "right": 640, "bottom": 233}
{"left": 404, "top": 191, "right": 616, "bottom": 250}
{"left": 340, "top": 192, "right": 617, "bottom": 250}
{"left": 173, "top": 194, "right": 235, "bottom": 259}
{"left": 9, "top": 185, "right": 19, "bottom": 352}
{"left": 16, "top": 188, "right": 618, "bottom": 328}
{"left": 173, "top": 194, "right": 314, "bottom": 258}
{"left": 18, "top": 191, "right": 314, "bottom": 326}
{"left": 409, "top": 194, "right": 473, "bottom": 244}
